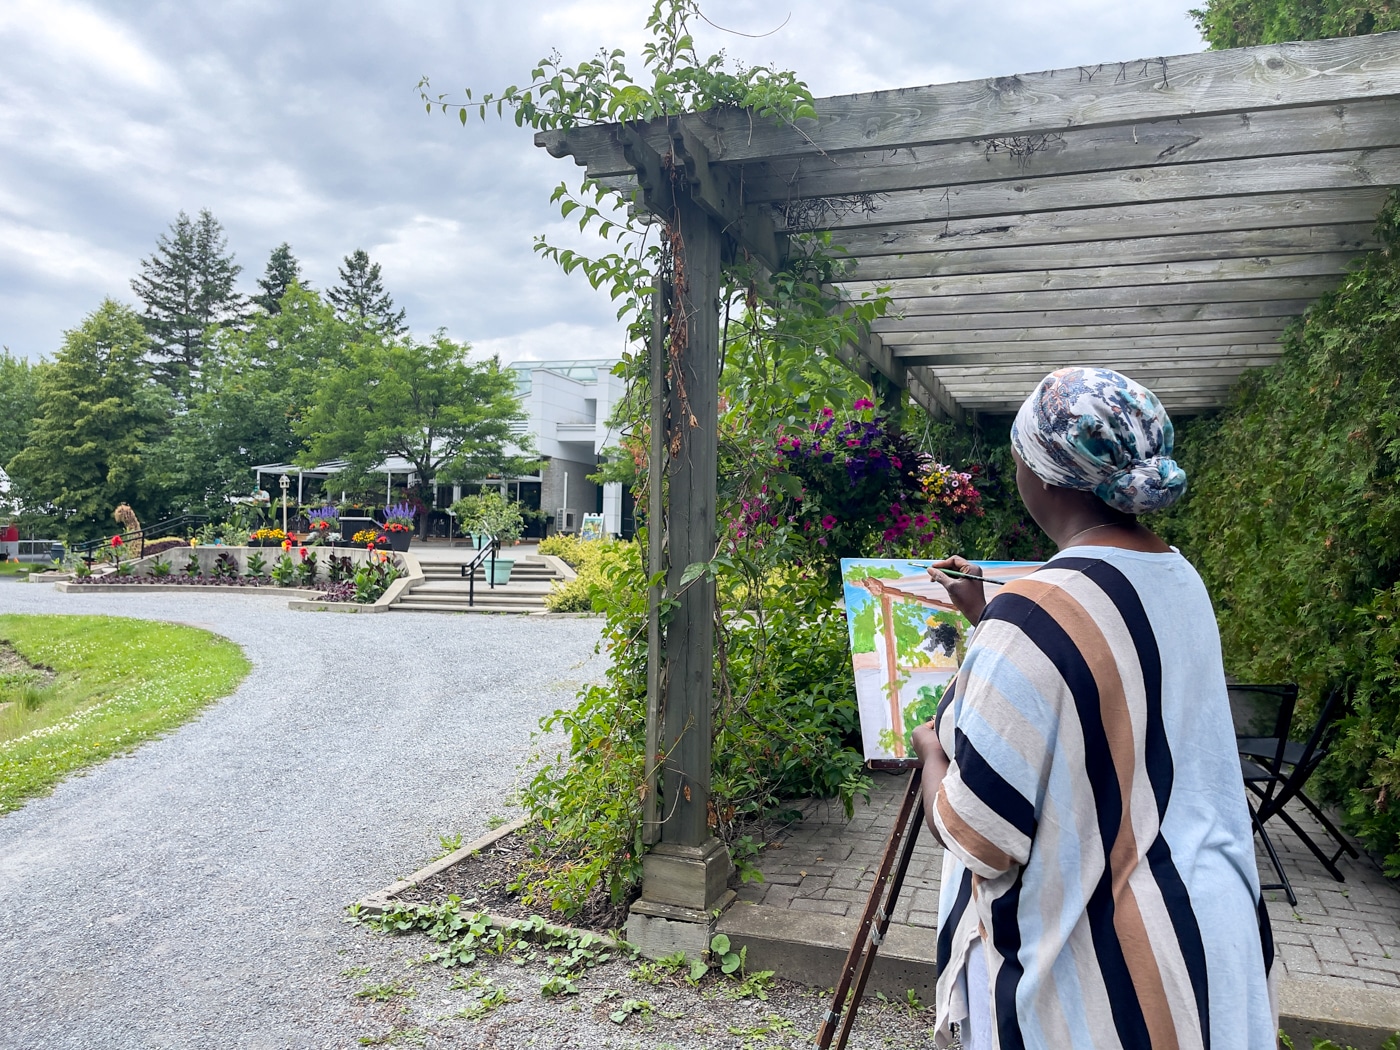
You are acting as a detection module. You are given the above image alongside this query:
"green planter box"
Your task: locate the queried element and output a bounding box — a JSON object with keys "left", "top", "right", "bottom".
{"left": 488, "top": 559, "right": 513, "bottom": 586}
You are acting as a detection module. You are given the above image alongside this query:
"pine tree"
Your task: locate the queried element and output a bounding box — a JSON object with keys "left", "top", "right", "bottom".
{"left": 327, "top": 249, "right": 407, "bottom": 335}
{"left": 130, "top": 209, "right": 244, "bottom": 394}
{"left": 252, "top": 243, "right": 306, "bottom": 315}
{"left": 7, "top": 301, "right": 172, "bottom": 539}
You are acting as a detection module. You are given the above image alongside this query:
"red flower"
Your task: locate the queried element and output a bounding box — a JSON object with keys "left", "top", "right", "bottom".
{"left": 111, "top": 535, "right": 124, "bottom": 547}
{"left": 299, "top": 547, "right": 308, "bottom": 559}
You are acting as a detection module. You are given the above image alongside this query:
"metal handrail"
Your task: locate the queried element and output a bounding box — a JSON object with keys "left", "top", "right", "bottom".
{"left": 458, "top": 535, "right": 501, "bottom": 607}
{"left": 72, "top": 514, "right": 209, "bottom": 561}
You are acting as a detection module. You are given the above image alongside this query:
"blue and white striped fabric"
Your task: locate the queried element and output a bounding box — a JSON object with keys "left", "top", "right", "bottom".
{"left": 931, "top": 546, "right": 1277, "bottom": 1050}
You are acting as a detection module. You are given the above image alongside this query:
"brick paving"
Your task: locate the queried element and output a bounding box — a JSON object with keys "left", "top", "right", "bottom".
{"left": 744, "top": 771, "right": 1400, "bottom": 992}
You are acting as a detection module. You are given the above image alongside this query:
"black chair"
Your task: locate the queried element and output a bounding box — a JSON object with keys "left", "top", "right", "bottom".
{"left": 1230, "top": 683, "right": 1359, "bottom": 905}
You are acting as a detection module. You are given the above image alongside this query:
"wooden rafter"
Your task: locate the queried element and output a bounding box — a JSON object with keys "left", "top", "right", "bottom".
{"left": 537, "top": 32, "right": 1400, "bottom": 418}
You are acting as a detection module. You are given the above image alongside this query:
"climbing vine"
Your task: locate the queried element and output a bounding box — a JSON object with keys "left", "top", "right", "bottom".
{"left": 423, "top": 1, "right": 1004, "bottom": 917}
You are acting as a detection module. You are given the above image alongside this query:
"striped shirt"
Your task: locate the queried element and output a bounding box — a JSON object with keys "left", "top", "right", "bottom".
{"left": 931, "top": 547, "right": 1277, "bottom": 1050}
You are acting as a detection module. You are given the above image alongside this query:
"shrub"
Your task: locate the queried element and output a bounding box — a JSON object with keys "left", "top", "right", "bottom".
{"left": 543, "top": 539, "right": 626, "bottom": 612}
{"left": 518, "top": 538, "right": 868, "bottom": 919}
{"left": 537, "top": 533, "right": 586, "bottom": 568}
{"left": 140, "top": 537, "right": 194, "bottom": 558}
{"left": 1160, "top": 193, "right": 1400, "bottom": 873}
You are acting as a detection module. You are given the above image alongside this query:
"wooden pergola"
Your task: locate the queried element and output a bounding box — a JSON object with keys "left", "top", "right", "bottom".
{"left": 534, "top": 32, "right": 1400, "bottom": 947}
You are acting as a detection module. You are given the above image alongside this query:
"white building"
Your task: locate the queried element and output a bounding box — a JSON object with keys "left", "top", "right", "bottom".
{"left": 509, "top": 358, "right": 627, "bottom": 538}
{"left": 250, "top": 357, "right": 630, "bottom": 539}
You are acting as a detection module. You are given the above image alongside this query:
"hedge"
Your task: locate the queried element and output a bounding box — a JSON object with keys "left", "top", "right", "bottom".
{"left": 1159, "top": 195, "right": 1400, "bottom": 874}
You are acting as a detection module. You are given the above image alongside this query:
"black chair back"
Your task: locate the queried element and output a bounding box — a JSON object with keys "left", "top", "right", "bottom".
{"left": 1228, "top": 683, "right": 1298, "bottom": 782}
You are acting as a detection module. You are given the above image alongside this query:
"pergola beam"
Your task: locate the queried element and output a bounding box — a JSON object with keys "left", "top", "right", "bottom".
{"left": 841, "top": 226, "right": 1376, "bottom": 281}
{"left": 538, "top": 33, "right": 1400, "bottom": 169}
{"left": 778, "top": 155, "right": 1400, "bottom": 234}
{"left": 836, "top": 254, "right": 1362, "bottom": 297}
{"left": 884, "top": 278, "right": 1335, "bottom": 315}
{"left": 884, "top": 299, "right": 1309, "bottom": 330}
{"left": 743, "top": 99, "right": 1400, "bottom": 201}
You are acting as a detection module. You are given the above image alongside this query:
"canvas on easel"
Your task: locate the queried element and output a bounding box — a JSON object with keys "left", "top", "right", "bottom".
{"left": 840, "top": 559, "right": 1041, "bottom": 763}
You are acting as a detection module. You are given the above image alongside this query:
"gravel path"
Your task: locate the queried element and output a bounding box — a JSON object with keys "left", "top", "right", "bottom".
{"left": 0, "top": 583, "right": 605, "bottom": 1049}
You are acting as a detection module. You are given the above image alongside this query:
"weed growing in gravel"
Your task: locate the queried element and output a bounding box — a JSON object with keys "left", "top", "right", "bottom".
{"left": 355, "top": 981, "right": 416, "bottom": 1002}
{"left": 432, "top": 832, "right": 463, "bottom": 859}
{"left": 356, "top": 898, "right": 622, "bottom": 979}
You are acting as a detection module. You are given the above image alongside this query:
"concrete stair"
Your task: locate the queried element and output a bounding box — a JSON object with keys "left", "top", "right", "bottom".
{"left": 390, "top": 554, "right": 565, "bottom": 614}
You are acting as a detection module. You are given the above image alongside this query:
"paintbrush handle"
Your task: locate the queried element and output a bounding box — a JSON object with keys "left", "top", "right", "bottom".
{"left": 936, "top": 568, "right": 1006, "bottom": 587}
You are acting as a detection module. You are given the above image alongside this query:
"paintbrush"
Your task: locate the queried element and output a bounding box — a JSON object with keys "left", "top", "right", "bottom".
{"left": 932, "top": 568, "right": 1007, "bottom": 587}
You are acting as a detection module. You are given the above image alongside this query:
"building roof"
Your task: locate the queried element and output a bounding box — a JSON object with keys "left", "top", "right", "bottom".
{"left": 538, "top": 32, "right": 1400, "bottom": 422}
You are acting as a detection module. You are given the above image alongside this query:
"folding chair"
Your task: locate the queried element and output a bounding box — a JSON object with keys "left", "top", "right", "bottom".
{"left": 1229, "top": 683, "right": 1299, "bottom": 904}
{"left": 1232, "top": 684, "right": 1359, "bottom": 903}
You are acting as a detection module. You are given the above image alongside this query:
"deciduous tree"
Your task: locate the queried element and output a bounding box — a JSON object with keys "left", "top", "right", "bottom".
{"left": 0, "top": 349, "right": 45, "bottom": 471}
{"left": 150, "top": 284, "right": 352, "bottom": 511}
{"left": 1190, "top": 0, "right": 1400, "bottom": 47}
{"left": 298, "top": 333, "right": 530, "bottom": 488}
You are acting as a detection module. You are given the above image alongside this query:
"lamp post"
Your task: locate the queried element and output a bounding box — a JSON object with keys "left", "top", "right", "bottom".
{"left": 279, "top": 474, "right": 290, "bottom": 535}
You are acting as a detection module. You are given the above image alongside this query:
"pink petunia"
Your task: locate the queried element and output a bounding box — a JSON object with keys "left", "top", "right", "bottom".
{"left": 854, "top": 398, "right": 874, "bottom": 410}
{"left": 820, "top": 515, "right": 837, "bottom": 530}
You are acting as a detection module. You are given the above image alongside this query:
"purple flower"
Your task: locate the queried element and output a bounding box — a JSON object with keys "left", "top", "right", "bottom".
{"left": 820, "top": 515, "right": 837, "bottom": 530}
{"left": 854, "top": 398, "right": 875, "bottom": 410}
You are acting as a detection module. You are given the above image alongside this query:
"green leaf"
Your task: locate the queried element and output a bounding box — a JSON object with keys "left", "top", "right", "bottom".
{"left": 721, "top": 952, "right": 742, "bottom": 974}
{"left": 688, "top": 958, "right": 709, "bottom": 983}
{"left": 709, "top": 933, "right": 731, "bottom": 955}
{"left": 676, "top": 560, "right": 708, "bottom": 589}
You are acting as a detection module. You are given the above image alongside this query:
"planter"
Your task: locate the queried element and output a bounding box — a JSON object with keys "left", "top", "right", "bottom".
{"left": 385, "top": 530, "right": 413, "bottom": 553}
{"left": 488, "top": 558, "right": 514, "bottom": 585}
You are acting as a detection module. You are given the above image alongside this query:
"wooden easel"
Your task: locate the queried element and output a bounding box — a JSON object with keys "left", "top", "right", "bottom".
{"left": 815, "top": 760, "right": 926, "bottom": 1050}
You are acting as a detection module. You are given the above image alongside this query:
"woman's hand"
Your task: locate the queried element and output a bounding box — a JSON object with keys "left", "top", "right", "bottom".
{"left": 929, "top": 555, "right": 988, "bottom": 626}
{"left": 910, "top": 721, "right": 947, "bottom": 769}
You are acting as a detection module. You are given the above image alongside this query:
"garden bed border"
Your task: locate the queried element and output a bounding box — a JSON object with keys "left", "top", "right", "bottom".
{"left": 46, "top": 545, "right": 424, "bottom": 613}
{"left": 355, "top": 815, "right": 532, "bottom": 915}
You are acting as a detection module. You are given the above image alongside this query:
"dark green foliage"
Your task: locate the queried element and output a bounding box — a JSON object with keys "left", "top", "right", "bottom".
{"left": 252, "top": 243, "right": 306, "bottom": 314}
{"left": 129, "top": 209, "right": 244, "bottom": 394}
{"left": 1160, "top": 195, "right": 1400, "bottom": 873}
{"left": 6, "top": 301, "right": 172, "bottom": 540}
{"left": 518, "top": 539, "right": 869, "bottom": 919}
{"left": 298, "top": 334, "right": 532, "bottom": 487}
{"left": 327, "top": 249, "right": 407, "bottom": 335}
{"left": 1190, "top": 0, "right": 1399, "bottom": 48}
{"left": 0, "top": 350, "right": 45, "bottom": 505}
{"left": 149, "top": 283, "right": 350, "bottom": 511}
{"left": 924, "top": 423, "right": 1052, "bottom": 562}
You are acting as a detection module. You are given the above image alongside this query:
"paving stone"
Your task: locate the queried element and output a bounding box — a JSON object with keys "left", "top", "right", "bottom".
{"left": 751, "top": 772, "right": 1400, "bottom": 1000}
{"left": 788, "top": 898, "right": 850, "bottom": 917}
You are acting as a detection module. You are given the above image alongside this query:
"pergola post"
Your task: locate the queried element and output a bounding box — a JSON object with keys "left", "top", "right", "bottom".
{"left": 625, "top": 189, "right": 734, "bottom": 956}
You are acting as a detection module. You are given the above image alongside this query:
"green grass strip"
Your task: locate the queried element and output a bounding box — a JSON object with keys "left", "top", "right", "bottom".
{"left": 0, "top": 614, "right": 251, "bottom": 813}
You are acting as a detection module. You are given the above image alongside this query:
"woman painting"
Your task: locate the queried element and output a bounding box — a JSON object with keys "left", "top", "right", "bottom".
{"left": 911, "top": 368, "right": 1277, "bottom": 1050}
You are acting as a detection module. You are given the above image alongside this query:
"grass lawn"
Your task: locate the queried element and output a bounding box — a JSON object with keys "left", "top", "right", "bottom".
{"left": 0, "top": 561, "right": 46, "bottom": 576}
{"left": 0, "top": 614, "right": 250, "bottom": 813}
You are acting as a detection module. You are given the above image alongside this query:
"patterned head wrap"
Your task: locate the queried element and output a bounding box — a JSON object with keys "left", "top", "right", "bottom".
{"left": 1010, "top": 367, "right": 1187, "bottom": 515}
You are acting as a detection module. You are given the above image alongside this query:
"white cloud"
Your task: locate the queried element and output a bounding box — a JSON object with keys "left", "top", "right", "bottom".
{"left": 0, "top": 0, "right": 1208, "bottom": 361}
{"left": 0, "top": 0, "right": 174, "bottom": 93}
{"left": 470, "top": 321, "right": 629, "bottom": 365}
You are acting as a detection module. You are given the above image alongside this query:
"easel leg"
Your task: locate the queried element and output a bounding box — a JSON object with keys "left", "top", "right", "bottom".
{"left": 816, "top": 768, "right": 926, "bottom": 1050}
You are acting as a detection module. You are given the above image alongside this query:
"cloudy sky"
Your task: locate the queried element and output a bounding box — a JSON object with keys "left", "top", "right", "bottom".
{"left": 0, "top": 1, "right": 1205, "bottom": 365}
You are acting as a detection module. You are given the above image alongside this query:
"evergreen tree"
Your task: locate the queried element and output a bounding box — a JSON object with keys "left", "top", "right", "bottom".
{"left": 130, "top": 209, "right": 244, "bottom": 394}
{"left": 7, "top": 301, "right": 173, "bottom": 539}
{"left": 1191, "top": 0, "right": 1400, "bottom": 47}
{"left": 150, "top": 283, "right": 352, "bottom": 510}
{"left": 327, "top": 249, "right": 407, "bottom": 335}
{"left": 0, "top": 349, "right": 45, "bottom": 472}
{"left": 252, "top": 243, "right": 306, "bottom": 315}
